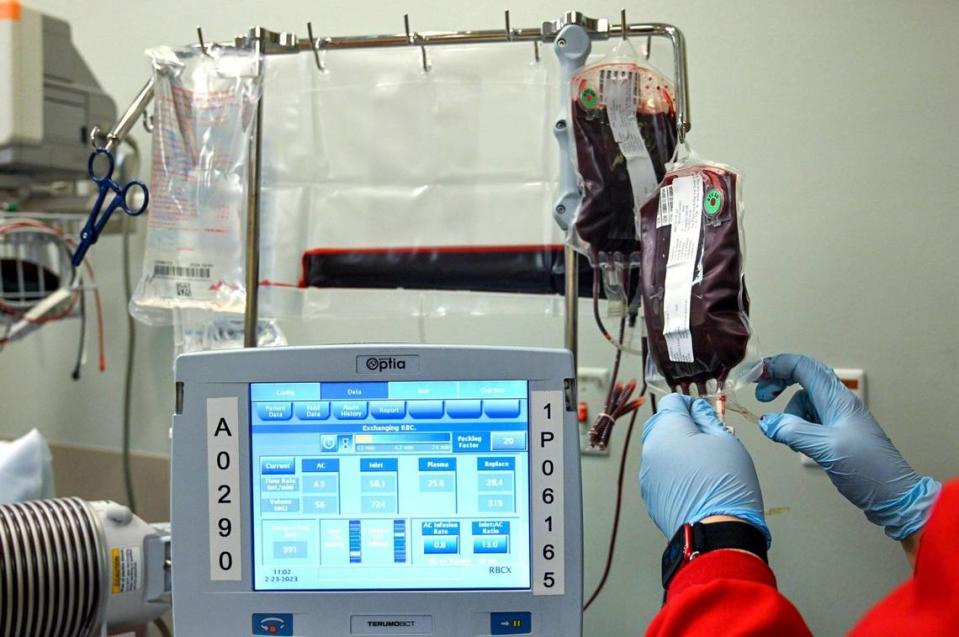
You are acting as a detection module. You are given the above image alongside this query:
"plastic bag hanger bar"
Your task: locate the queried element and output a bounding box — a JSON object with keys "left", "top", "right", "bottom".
{"left": 94, "top": 11, "right": 692, "bottom": 354}
{"left": 233, "top": 13, "right": 689, "bottom": 135}
{"left": 100, "top": 13, "right": 689, "bottom": 164}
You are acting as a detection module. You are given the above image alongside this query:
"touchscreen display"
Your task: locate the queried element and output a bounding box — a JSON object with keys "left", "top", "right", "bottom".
{"left": 250, "top": 380, "right": 531, "bottom": 591}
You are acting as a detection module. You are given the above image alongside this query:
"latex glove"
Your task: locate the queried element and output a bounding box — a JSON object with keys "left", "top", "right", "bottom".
{"left": 756, "top": 354, "right": 941, "bottom": 540}
{"left": 640, "top": 393, "right": 770, "bottom": 545}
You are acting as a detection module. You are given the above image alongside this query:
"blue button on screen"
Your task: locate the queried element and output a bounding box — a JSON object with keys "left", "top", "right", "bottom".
{"left": 484, "top": 399, "right": 522, "bottom": 418}
{"left": 473, "top": 535, "right": 509, "bottom": 554}
{"left": 424, "top": 536, "right": 459, "bottom": 554}
{"left": 302, "top": 458, "right": 339, "bottom": 473}
{"left": 261, "top": 457, "right": 295, "bottom": 475}
{"left": 295, "top": 401, "right": 330, "bottom": 420}
{"left": 370, "top": 401, "right": 407, "bottom": 419}
{"left": 252, "top": 613, "right": 294, "bottom": 636}
{"left": 445, "top": 399, "right": 482, "bottom": 418}
{"left": 407, "top": 400, "right": 444, "bottom": 419}
{"left": 322, "top": 382, "right": 388, "bottom": 400}
{"left": 257, "top": 402, "right": 293, "bottom": 421}
{"left": 491, "top": 431, "right": 527, "bottom": 451}
{"left": 332, "top": 401, "right": 368, "bottom": 419}
{"left": 490, "top": 612, "right": 531, "bottom": 635}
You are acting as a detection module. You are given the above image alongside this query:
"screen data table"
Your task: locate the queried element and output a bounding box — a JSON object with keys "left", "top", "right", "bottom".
{"left": 250, "top": 380, "right": 531, "bottom": 591}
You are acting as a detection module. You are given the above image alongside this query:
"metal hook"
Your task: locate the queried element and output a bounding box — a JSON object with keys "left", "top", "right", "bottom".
{"left": 421, "top": 46, "right": 431, "bottom": 72}
{"left": 505, "top": 10, "right": 513, "bottom": 41}
{"left": 645, "top": 35, "right": 652, "bottom": 59}
{"left": 404, "top": 14, "right": 430, "bottom": 72}
{"left": 197, "top": 27, "right": 212, "bottom": 57}
{"left": 306, "top": 22, "right": 325, "bottom": 71}
{"left": 142, "top": 110, "right": 155, "bottom": 134}
{"left": 620, "top": 8, "right": 627, "bottom": 39}
{"left": 533, "top": 40, "right": 541, "bottom": 63}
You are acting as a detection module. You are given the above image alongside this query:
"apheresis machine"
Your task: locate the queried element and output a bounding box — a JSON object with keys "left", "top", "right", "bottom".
{"left": 0, "top": 346, "right": 581, "bottom": 637}
{"left": 172, "top": 345, "right": 581, "bottom": 636}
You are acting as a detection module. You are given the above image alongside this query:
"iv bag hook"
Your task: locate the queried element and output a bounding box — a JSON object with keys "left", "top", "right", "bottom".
{"left": 404, "top": 14, "right": 431, "bottom": 72}
{"left": 196, "top": 27, "right": 212, "bottom": 57}
{"left": 306, "top": 21, "right": 325, "bottom": 71}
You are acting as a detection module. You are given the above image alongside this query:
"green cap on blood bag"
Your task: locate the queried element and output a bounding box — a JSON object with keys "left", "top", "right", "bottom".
{"left": 580, "top": 88, "right": 597, "bottom": 109}
{"left": 704, "top": 188, "right": 723, "bottom": 215}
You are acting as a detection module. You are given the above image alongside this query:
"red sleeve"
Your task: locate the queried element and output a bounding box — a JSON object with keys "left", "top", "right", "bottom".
{"left": 850, "top": 479, "right": 959, "bottom": 636}
{"left": 646, "top": 549, "right": 813, "bottom": 637}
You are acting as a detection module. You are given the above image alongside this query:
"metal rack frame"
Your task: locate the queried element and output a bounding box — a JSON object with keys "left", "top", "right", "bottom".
{"left": 96, "top": 10, "right": 691, "bottom": 360}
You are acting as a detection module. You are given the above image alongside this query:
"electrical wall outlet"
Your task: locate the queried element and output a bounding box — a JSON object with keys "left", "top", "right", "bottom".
{"left": 835, "top": 368, "right": 866, "bottom": 403}
{"left": 577, "top": 367, "right": 610, "bottom": 456}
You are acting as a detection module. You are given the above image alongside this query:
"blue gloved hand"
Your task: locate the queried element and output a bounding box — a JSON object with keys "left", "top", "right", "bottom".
{"left": 640, "top": 393, "right": 770, "bottom": 545}
{"left": 756, "top": 354, "right": 941, "bottom": 541}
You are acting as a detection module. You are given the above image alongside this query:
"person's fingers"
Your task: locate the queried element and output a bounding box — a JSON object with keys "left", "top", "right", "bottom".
{"left": 761, "top": 354, "right": 855, "bottom": 422}
{"left": 755, "top": 377, "right": 790, "bottom": 403}
{"left": 757, "top": 412, "right": 825, "bottom": 458}
{"left": 783, "top": 389, "right": 822, "bottom": 424}
{"left": 690, "top": 399, "right": 731, "bottom": 436}
{"left": 642, "top": 393, "right": 697, "bottom": 442}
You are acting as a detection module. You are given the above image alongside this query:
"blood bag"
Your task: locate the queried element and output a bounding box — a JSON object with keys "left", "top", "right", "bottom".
{"left": 568, "top": 41, "right": 678, "bottom": 270}
{"left": 637, "top": 155, "right": 761, "bottom": 395}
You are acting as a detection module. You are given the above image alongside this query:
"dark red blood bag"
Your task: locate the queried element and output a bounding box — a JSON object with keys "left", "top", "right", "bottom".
{"left": 638, "top": 162, "right": 756, "bottom": 394}
{"left": 569, "top": 60, "right": 678, "bottom": 265}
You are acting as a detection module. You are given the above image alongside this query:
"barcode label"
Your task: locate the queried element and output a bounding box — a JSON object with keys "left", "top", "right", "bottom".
{"left": 657, "top": 184, "right": 675, "bottom": 227}
{"left": 153, "top": 263, "right": 211, "bottom": 280}
{"left": 661, "top": 175, "right": 703, "bottom": 363}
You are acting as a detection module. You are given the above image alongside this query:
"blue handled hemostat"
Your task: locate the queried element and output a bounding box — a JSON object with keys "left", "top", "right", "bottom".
{"left": 72, "top": 148, "right": 150, "bottom": 266}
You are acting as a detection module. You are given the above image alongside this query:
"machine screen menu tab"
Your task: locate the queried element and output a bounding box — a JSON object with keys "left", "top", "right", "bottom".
{"left": 249, "top": 380, "right": 532, "bottom": 591}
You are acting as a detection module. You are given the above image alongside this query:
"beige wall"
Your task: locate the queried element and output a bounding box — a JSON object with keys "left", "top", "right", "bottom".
{"left": 1, "top": 1, "right": 957, "bottom": 634}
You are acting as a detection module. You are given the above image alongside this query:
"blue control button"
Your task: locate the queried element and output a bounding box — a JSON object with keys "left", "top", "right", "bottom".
{"left": 370, "top": 401, "right": 407, "bottom": 419}
{"left": 452, "top": 432, "right": 490, "bottom": 453}
{"left": 484, "top": 399, "right": 522, "bottom": 418}
{"left": 445, "top": 399, "right": 482, "bottom": 419}
{"left": 408, "top": 400, "right": 444, "bottom": 419}
{"left": 252, "top": 613, "right": 293, "bottom": 636}
{"left": 256, "top": 402, "right": 293, "bottom": 421}
{"left": 260, "top": 498, "right": 299, "bottom": 513}
{"left": 423, "top": 536, "right": 459, "bottom": 554}
{"left": 491, "top": 431, "right": 527, "bottom": 451}
{"left": 332, "top": 401, "right": 368, "bottom": 419}
{"left": 473, "top": 535, "right": 509, "bottom": 554}
{"left": 490, "top": 612, "right": 531, "bottom": 635}
{"left": 295, "top": 401, "right": 330, "bottom": 420}
{"left": 261, "top": 457, "right": 295, "bottom": 475}
{"left": 477, "top": 457, "right": 515, "bottom": 471}
{"left": 322, "top": 382, "right": 388, "bottom": 400}
{"left": 360, "top": 458, "right": 398, "bottom": 472}
{"left": 320, "top": 435, "right": 339, "bottom": 452}
{"left": 302, "top": 458, "right": 339, "bottom": 473}
{"left": 251, "top": 383, "right": 320, "bottom": 402}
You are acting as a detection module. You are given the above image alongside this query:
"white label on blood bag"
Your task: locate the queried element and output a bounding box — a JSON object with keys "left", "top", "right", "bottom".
{"left": 660, "top": 175, "right": 703, "bottom": 363}
{"left": 606, "top": 72, "right": 660, "bottom": 209}
{"left": 657, "top": 184, "right": 674, "bottom": 228}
